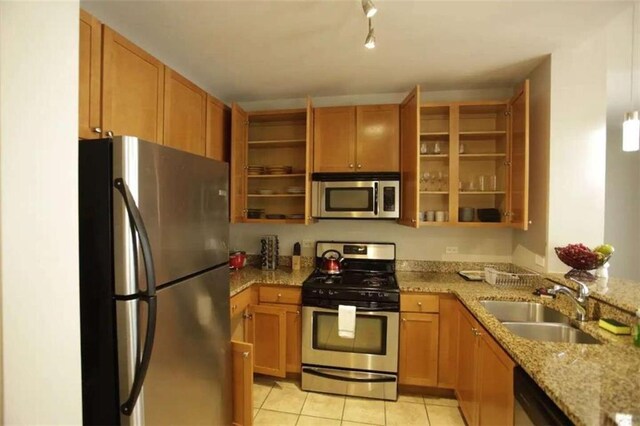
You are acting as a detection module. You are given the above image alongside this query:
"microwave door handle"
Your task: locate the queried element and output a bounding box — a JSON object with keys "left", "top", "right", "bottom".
{"left": 374, "top": 182, "right": 379, "bottom": 216}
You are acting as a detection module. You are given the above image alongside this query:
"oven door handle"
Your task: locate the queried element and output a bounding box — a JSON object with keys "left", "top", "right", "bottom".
{"left": 302, "top": 367, "right": 396, "bottom": 383}
{"left": 310, "top": 305, "right": 399, "bottom": 313}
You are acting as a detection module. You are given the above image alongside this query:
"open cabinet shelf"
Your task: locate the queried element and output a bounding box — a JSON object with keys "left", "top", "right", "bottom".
{"left": 230, "top": 101, "right": 314, "bottom": 224}
{"left": 400, "top": 83, "right": 530, "bottom": 229}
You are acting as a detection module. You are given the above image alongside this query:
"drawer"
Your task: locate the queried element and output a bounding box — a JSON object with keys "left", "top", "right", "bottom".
{"left": 401, "top": 294, "right": 439, "bottom": 313}
{"left": 230, "top": 287, "right": 252, "bottom": 318}
{"left": 259, "top": 286, "right": 301, "bottom": 305}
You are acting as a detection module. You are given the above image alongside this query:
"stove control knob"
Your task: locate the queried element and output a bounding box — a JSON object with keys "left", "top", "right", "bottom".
{"left": 318, "top": 290, "right": 324, "bottom": 295}
{"left": 378, "top": 292, "right": 384, "bottom": 298}
{"left": 328, "top": 290, "right": 334, "bottom": 296}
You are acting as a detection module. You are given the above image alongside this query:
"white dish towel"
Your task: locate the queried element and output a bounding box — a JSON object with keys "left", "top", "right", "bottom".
{"left": 338, "top": 304, "right": 356, "bottom": 339}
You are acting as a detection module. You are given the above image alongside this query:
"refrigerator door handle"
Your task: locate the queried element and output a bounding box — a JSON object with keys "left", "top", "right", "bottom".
{"left": 114, "top": 178, "right": 158, "bottom": 416}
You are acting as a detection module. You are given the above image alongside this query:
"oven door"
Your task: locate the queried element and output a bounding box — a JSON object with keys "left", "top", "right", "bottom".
{"left": 312, "top": 181, "right": 378, "bottom": 218}
{"left": 301, "top": 306, "right": 399, "bottom": 373}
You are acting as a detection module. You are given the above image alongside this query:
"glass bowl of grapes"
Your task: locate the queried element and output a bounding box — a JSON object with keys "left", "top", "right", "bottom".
{"left": 555, "top": 243, "right": 614, "bottom": 281}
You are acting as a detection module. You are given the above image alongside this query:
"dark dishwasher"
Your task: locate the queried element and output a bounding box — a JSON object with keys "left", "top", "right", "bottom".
{"left": 514, "top": 367, "right": 573, "bottom": 426}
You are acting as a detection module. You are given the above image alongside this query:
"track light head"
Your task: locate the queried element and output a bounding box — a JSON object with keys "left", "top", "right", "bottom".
{"left": 364, "top": 22, "right": 375, "bottom": 49}
{"left": 362, "top": 0, "right": 377, "bottom": 18}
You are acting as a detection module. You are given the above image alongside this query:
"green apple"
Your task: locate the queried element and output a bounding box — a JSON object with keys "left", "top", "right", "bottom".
{"left": 594, "top": 244, "right": 615, "bottom": 256}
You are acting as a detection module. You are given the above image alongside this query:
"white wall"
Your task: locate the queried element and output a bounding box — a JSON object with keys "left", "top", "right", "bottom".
{"left": 0, "top": 2, "right": 82, "bottom": 423}
{"left": 604, "top": 6, "right": 640, "bottom": 280}
{"left": 512, "top": 56, "right": 551, "bottom": 273}
{"left": 232, "top": 89, "right": 517, "bottom": 262}
{"left": 546, "top": 32, "right": 608, "bottom": 272}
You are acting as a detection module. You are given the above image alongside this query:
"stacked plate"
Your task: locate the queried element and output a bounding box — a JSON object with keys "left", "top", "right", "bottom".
{"left": 248, "top": 165, "right": 264, "bottom": 175}
{"left": 286, "top": 186, "right": 305, "bottom": 194}
{"left": 265, "top": 165, "right": 292, "bottom": 175}
{"left": 247, "top": 208, "right": 264, "bottom": 219}
{"left": 287, "top": 214, "right": 305, "bottom": 220}
{"left": 258, "top": 189, "right": 275, "bottom": 195}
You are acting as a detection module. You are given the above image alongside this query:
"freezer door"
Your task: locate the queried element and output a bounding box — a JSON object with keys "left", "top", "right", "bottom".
{"left": 112, "top": 136, "right": 229, "bottom": 296}
{"left": 117, "top": 266, "right": 231, "bottom": 425}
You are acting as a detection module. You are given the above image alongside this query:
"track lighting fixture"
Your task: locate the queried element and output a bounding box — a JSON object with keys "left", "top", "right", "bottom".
{"left": 362, "top": 0, "right": 377, "bottom": 18}
{"left": 364, "top": 18, "right": 375, "bottom": 49}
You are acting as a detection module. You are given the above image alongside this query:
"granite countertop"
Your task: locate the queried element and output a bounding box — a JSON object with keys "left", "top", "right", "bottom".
{"left": 229, "top": 267, "right": 640, "bottom": 426}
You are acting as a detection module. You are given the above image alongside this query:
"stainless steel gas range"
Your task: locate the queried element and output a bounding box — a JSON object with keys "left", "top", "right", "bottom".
{"left": 301, "top": 241, "right": 399, "bottom": 401}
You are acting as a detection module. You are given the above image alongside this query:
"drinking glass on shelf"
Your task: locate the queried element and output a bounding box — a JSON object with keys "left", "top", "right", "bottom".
{"left": 441, "top": 173, "right": 449, "bottom": 191}
{"left": 433, "top": 142, "right": 442, "bottom": 154}
{"left": 478, "top": 175, "right": 487, "bottom": 192}
{"left": 420, "top": 142, "right": 428, "bottom": 154}
{"left": 421, "top": 172, "right": 430, "bottom": 191}
{"left": 488, "top": 175, "right": 497, "bottom": 191}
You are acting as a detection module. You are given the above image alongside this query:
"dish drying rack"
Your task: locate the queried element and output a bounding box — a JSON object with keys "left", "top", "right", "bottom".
{"left": 484, "top": 265, "right": 540, "bottom": 289}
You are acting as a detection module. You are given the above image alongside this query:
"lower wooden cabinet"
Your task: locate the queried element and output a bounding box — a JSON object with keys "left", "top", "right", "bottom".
{"left": 249, "top": 304, "right": 287, "bottom": 377}
{"left": 456, "top": 301, "right": 515, "bottom": 426}
{"left": 399, "top": 312, "right": 439, "bottom": 386}
{"left": 232, "top": 340, "right": 253, "bottom": 426}
{"left": 438, "top": 295, "right": 460, "bottom": 388}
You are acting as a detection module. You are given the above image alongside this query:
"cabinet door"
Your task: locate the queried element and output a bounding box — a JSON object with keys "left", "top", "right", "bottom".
{"left": 457, "top": 306, "right": 479, "bottom": 426}
{"left": 249, "top": 304, "right": 286, "bottom": 378}
{"left": 79, "top": 10, "right": 102, "bottom": 139}
{"left": 398, "top": 312, "right": 439, "bottom": 387}
{"left": 230, "top": 103, "right": 248, "bottom": 223}
{"left": 102, "top": 26, "right": 164, "bottom": 143}
{"left": 508, "top": 80, "right": 530, "bottom": 230}
{"left": 356, "top": 104, "right": 400, "bottom": 172}
{"left": 163, "top": 67, "right": 207, "bottom": 155}
{"left": 231, "top": 340, "right": 253, "bottom": 426}
{"left": 313, "top": 106, "right": 356, "bottom": 172}
{"left": 206, "top": 95, "right": 231, "bottom": 162}
{"left": 285, "top": 306, "right": 302, "bottom": 373}
{"left": 399, "top": 86, "right": 420, "bottom": 227}
{"left": 438, "top": 295, "right": 459, "bottom": 389}
{"left": 305, "top": 97, "right": 316, "bottom": 224}
{"left": 477, "top": 330, "right": 515, "bottom": 426}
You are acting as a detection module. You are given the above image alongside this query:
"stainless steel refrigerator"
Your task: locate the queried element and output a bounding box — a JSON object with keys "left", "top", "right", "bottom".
{"left": 79, "top": 136, "right": 231, "bottom": 425}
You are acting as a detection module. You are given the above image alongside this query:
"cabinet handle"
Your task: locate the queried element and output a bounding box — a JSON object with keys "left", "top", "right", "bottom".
{"left": 277, "top": 293, "right": 282, "bottom": 298}
{"left": 402, "top": 317, "right": 406, "bottom": 322}
{"left": 296, "top": 310, "right": 300, "bottom": 315}
{"left": 357, "top": 164, "right": 362, "bottom": 169}
{"left": 242, "top": 351, "right": 249, "bottom": 358}
{"left": 417, "top": 302, "right": 422, "bottom": 307}
{"left": 349, "top": 164, "right": 354, "bottom": 169}
{"left": 92, "top": 127, "right": 102, "bottom": 134}
{"left": 411, "top": 219, "right": 416, "bottom": 223}
{"left": 106, "top": 130, "right": 114, "bottom": 138}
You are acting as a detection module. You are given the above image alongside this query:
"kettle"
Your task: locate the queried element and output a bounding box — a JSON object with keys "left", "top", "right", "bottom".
{"left": 320, "top": 249, "right": 344, "bottom": 275}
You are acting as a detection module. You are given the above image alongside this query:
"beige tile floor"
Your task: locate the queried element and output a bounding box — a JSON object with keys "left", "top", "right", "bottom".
{"left": 252, "top": 377, "right": 464, "bottom": 426}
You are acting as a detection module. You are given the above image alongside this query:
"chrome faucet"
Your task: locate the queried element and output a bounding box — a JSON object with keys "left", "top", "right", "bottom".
{"left": 549, "top": 278, "right": 590, "bottom": 321}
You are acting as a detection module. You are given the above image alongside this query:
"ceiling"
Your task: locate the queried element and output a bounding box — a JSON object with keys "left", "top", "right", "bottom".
{"left": 82, "top": 0, "right": 630, "bottom": 102}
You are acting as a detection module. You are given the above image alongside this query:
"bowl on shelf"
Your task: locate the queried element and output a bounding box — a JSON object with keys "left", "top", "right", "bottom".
{"left": 459, "top": 207, "right": 475, "bottom": 222}
{"left": 265, "top": 165, "right": 292, "bottom": 175}
{"left": 247, "top": 208, "right": 264, "bottom": 219}
{"left": 477, "top": 208, "right": 501, "bottom": 222}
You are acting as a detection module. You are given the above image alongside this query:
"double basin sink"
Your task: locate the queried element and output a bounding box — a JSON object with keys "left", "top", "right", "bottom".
{"left": 479, "top": 300, "right": 600, "bottom": 344}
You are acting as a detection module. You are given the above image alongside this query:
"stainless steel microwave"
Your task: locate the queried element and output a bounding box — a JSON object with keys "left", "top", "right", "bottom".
{"left": 311, "top": 173, "right": 400, "bottom": 219}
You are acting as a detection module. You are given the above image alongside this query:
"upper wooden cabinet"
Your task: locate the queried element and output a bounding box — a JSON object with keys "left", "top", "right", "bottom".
{"left": 206, "top": 96, "right": 231, "bottom": 162}
{"left": 313, "top": 105, "right": 400, "bottom": 173}
{"left": 230, "top": 103, "right": 314, "bottom": 224}
{"left": 313, "top": 106, "right": 356, "bottom": 172}
{"left": 79, "top": 10, "right": 102, "bottom": 139}
{"left": 102, "top": 26, "right": 165, "bottom": 143}
{"left": 399, "top": 87, "right": 420, "bottom": 227}
{"left": 400, "top": 82, "right": 530, "bottom": 229}
{"left": 163, "top": 67, "right": 207, "bottom": 155}
{"left": 356, "top": 104, "right": 400, "bottom": 172}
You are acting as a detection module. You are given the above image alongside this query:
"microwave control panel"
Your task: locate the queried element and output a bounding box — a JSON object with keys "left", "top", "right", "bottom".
{"left": 383, "top": 187, "right": 396, "bottom": 212}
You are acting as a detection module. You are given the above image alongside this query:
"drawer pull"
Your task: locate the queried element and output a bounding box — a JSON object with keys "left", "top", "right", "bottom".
{"left": 242, "top": 351, "right": 249, "bottom": 358}
{"left": 417, "top": 302, "right": 422, "bottom": 307}
{"left": 277, "top": 293, "right": 282, "bottom": 298}
{"left": 402, "top": 317, "right": 406, "bottom": 322}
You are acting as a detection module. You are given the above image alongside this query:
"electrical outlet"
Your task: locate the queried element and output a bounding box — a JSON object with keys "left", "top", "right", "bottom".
{"left": 446, "top": 246, "right": 459, "bottom": 254}
{"left": 302, "top": 240, "right": 314, "bottom": 249}
{"left": 535, "top": 255, "right": 545, "bottom": 267}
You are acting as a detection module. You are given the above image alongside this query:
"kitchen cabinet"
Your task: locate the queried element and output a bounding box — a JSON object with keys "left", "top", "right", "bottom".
{"left": 163, "top": 67, "right": 207, "bottom": 155}
{"left": 231, "top": 100, "right": 314, "bottom": 224}
{"left": 232, "top": 340, "right": 253, "bottom": 426}
{"left": 79, "top": 10, "right": 102, "bottom": 139}
{"left": 232, "top": 285, "right": 302, "bottom": 378}
{"left": 102, "top": 26, "right": 165, "bottom": 143}
{"left": 400, "top": 82, "right": 530, "bottom": 229}
{"left": 437, "top": 295, "right": 459, "bottom": 389}
{"left": 398, "top": 293, "right": 439, "bottom": 387}
{"left": 313, "top": 105, "right": 399, "bottom": 173}
{"left": 206, "top": 95, "right": 231, "bottom": 162}
{"left": 400, "top": 87, "right": 421, "bottom": 227}
{"left": 456, "top": 301, "right": 515, "bottom": 426}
